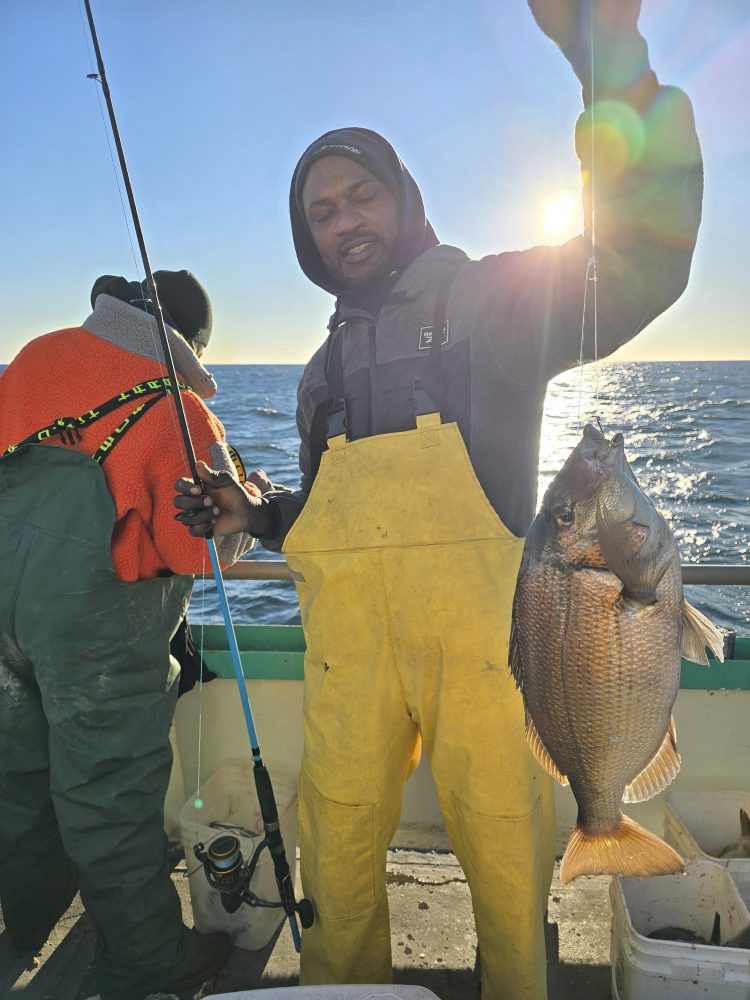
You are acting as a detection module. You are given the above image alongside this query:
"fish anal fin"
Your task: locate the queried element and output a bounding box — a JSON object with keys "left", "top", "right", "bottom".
{"left": 623, "top": 716, "right": 681, "bottom": 804}
{"left": 560, "top": 814, "right": 685, "bottom": 884}
{"left": 682, "top": 600, "right": 725, "bottom": 664}
{"left": 525, "top": 709, "right": 568, "bottom": 786}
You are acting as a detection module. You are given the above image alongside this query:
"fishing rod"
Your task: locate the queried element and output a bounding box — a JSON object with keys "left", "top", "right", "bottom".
{"left": 81, "top": 0, "right": 313, "bottom": 950}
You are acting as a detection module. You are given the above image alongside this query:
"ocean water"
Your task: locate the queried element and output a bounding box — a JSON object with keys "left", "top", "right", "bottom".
{"left": 1, "top": 360, "right": 746, "bottom": 631}
{"left": 189, "top": 361, "right": 750, "bottom": 634}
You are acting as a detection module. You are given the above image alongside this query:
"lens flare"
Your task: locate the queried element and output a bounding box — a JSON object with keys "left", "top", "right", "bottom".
{"left": 543, "top": 193, "right": 578, "bottom": 235}
{"left": 576, "top": 99, "right": 646, "bottom": 180}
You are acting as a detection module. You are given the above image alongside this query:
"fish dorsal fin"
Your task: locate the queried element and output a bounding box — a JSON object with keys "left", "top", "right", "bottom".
{"left": 525, "top": 708, "right": 568, "bottom": 786}
{"left": 681, "top": 600, "right": 725, "bottom": 664}
{"left": 623, "top": 716, "right": 681, "bottom": 803}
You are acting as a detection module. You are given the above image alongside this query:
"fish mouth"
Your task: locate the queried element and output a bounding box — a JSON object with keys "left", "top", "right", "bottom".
{"left": 575, "top": 424, "right": 609, "bottom": 489}
{"left": 581, "top": 424, "right": 625, "bottom": 471}
{"left": 542, "top": 425, "right": 628, "bottom": 513}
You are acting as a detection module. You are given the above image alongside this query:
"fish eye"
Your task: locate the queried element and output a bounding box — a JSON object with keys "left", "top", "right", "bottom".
{"left": 553, "top": 506, "right": 574, "bottom": 528}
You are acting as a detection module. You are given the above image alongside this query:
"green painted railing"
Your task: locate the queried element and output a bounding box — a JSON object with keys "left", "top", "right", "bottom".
{"left": 194, "top": 624, "right": 305, "bottom": 680}
{"left": 679, "top": 636, "right": 750, "bottom": 690}
{"left": 193, "top": 624, "right": 750, "bottom": 691}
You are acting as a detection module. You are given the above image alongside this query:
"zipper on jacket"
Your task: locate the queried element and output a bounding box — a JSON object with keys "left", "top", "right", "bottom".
{"left": 367, "top": 320, "right": 378, "bottom": 437}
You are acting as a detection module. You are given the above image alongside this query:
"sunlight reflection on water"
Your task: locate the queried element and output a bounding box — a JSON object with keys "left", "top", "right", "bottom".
{"left": 539, "top": 362, "right": 749, "bottom": 630}
{"left": 191, "top": 362, "right": 749, "bottom": 632}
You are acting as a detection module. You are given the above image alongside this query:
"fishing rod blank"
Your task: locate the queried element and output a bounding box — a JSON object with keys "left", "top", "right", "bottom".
{"left": 81, "top": 0, "right": 312, "bottom": 949}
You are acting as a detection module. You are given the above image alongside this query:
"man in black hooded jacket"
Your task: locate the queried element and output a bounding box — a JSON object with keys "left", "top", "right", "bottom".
{"left": 175, "top": 2, "right": 703, "bottom": 997}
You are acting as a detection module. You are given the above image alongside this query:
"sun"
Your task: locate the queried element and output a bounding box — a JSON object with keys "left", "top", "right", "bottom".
{"left": 543, "top": 192, "right": 578, "bottom": 235}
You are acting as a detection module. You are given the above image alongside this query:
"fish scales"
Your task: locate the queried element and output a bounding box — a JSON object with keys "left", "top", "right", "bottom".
{"left": 529, "top": 567, "right": 675, "bottom": 824}
{"left": 510, "top": 424, "right": 724, "bottom": 882}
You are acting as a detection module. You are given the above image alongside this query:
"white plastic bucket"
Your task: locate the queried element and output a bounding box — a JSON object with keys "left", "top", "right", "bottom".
{"left": 610, "top": 860, "right": 750, "bottom": 999}
{"left": 204, "top": 988, "right": 443, "bottom": 999}
{"left": 179, "top": 762, "right": 298, "bottom": 951}
{"left": 732, "top": 869, "right": 750, "bottom": 911}
{"left": 664, "top": 790, "right": 750, "bottom": 868}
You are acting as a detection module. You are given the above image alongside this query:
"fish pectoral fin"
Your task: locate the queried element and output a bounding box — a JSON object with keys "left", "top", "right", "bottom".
{"left": 525, "top": 709, "right": 568, "bottom": 786}
{"left": 623, "top": 716, "right": 681, "bottom": 803}
{"left": 595, "top": 504, "right": 671, "bottom": 602}
{"left": 681, "top": 600, "right": 725, "bottom": 664}
{"left": 740, "top": 808, "right": 750, "bottom": 838}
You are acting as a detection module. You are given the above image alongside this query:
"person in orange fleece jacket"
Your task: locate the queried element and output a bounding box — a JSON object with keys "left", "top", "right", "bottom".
{"left": 0, "top": 270, "right": 252, "bottom": 1000}
{"left": 0, "top": 269, "right": 251, "bottom": 579}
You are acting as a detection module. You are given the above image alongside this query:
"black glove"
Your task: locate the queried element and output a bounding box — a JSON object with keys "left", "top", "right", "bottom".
{"left": 171, "top": 615, "right": 217, "bottom": 697}
{"left": 529, "top": 0, "right": 657, "bottom": 108}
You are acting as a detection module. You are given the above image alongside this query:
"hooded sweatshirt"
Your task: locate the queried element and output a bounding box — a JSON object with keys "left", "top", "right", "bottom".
{"left": 0, "top": 295, "right": 252, "bottom": 580}
{"left": 265, "top": 88, "right": 703, "bottom": 550}
{"left": 290, "top": 126, "right": 439, "bottom": 316}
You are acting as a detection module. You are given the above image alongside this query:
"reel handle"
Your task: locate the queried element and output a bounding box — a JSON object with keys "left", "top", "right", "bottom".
{"left": 254, "top": 762, "right": 314, "bottom": 948}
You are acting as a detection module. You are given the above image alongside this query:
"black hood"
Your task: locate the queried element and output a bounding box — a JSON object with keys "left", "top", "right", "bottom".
{"left": 90, "top": 270, "right": 212, "bottom": 349}
{"left": 289, "top": 127, "right": 439, "bottom": 314}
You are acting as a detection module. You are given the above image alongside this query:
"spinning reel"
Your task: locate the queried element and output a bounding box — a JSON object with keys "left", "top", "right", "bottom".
{"left": 194, "top": 834, "right": 314, "bottom": 927}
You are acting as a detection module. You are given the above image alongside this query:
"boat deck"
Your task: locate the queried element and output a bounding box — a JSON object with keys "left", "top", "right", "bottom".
{"left": 0, "top": 847, "right": 613, "bottom": 999}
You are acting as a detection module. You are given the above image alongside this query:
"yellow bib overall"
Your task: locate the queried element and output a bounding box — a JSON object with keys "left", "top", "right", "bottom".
{"left": 283, "top": 412, "right": 555, "bottom": 999}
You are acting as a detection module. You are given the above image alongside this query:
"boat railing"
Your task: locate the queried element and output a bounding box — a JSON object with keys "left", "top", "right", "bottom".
{"left": 224, "top": 561, "right": 750, "bottom": 585}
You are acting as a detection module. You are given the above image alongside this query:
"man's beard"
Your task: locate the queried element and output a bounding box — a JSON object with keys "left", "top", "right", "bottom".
{"left": 326, "top": 236, "right": 397, "bottom": 292}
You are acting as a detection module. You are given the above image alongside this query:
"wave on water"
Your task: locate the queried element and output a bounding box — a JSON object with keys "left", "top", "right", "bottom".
{"left": 190, "top": 361, "right": 749, "bottom": 634}
{"left": 252, "top": 407, "right": 284, "bottom": 417}
{"left": 2, "top": 359, "right": 742, "bottom": 632}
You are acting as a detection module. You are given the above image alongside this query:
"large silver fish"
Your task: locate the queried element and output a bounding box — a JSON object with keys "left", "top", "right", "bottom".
{"left": 510, "top": 424, "right": 724, "bottom": 883}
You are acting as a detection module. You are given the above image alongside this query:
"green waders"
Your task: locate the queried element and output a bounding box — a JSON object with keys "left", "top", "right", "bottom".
{"left": 0, "top": 446, "right": 196, "bottom": 1000}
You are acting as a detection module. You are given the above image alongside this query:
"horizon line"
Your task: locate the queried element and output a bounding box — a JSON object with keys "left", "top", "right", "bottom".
{"left": 2, "top": 357, "right": 750, "bottom": 367}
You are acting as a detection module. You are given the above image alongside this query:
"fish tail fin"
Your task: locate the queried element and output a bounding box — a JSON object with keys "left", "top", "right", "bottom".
{"left": 560, "top": 813, "right": 685, "bottom": 884}
{"left": 682, "top": 600, "right": 725, "bottom": 664}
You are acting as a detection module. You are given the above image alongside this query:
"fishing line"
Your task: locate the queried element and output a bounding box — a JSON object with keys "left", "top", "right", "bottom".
{"left": 78, "top": 0, "right": 211, "bottom": 800}
{"left": 79, "top": 0, "right": 310, "bottom": 950}
{"left": 576, "top": 257, "right": 596, "bottom": 431}
{"left": 576, "top": 0, "right": 601, "bottom": 433}
{"left": 79, "top": 0, "right": 204, "bottom": 479}
{"left": 194, "top": 568, "right": 209, "bottom": 838}
{"left": 77, "top": 1, "right": 140, "bottom": 290}
{"left": 77, "top": 0, "right": 189, "bottom": 472}
{"left": 78, "top": 0, "right": 210, "bottom": 596}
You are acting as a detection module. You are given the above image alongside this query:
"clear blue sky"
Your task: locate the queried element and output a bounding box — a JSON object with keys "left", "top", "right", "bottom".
{"left": 1, "top": 0, "right": 748, "bottom": 363}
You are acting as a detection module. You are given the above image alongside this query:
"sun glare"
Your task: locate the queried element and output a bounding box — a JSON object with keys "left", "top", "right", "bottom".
{"left": 543, "top": 192, "right": 577, "bottom": 235}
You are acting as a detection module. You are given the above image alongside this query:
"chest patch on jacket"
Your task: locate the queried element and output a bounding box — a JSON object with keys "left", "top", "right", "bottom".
{"left": 418, "top": 320, "right": 450, "bottom": 351}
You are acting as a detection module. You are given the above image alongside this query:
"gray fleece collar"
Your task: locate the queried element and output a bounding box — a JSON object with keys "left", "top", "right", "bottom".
{"left": 82, "top": 294, "right": 217, "bottom": 398}
{"left": 334, "top": 244, "right": 470, "bottom": 323}
{"left": 392, "top": 243, "right": 469, "bottom": 297}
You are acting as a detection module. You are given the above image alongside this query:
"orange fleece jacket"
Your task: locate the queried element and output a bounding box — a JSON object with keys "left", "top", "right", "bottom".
{"left": 0, "top": 326, "right": 229, "bottom": 581}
